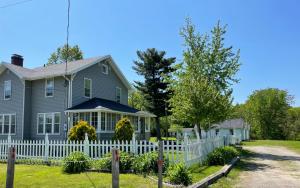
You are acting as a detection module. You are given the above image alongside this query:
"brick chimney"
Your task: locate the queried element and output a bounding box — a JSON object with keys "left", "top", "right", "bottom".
{"left": 11, "top": 54, "right": 24, "bottom": 67}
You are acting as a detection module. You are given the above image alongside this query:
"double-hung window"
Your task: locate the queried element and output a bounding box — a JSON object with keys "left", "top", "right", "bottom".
{"left": 116, "top": 87, "right": 121, "bottom": 103}
{"left": 45, "top": 78, "right": 54, "bottom": 97}
{"left": 4, "top": 80, "right": 11, "bottom": 100}
{"left": 84, "top": 78, "right": 92, "bottom": 98}
{"left": 0, "top": 114, "right": 16, "bottom": 135}
{"left": 37, "top": 113, "right": 60, "bottom": 135}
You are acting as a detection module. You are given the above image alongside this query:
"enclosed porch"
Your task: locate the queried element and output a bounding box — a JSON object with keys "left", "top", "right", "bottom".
{"left": 65, "top": 98, "right": 155, "bottom": 140}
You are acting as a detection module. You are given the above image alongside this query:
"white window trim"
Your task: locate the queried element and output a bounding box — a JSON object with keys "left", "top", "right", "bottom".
{"left": 45, "top": 78, "right": 54, "bottom": 98}
{"left": 37, "top": 112, "right": 61, "bottom": 135}
{"left": 0, "top": 113, "right": 16, "bottom": 135}
{"left": 4, "top": 80, "right": 12, "bottom": 100}
{"left": 116, "top": 87, "right": 121, "bottom": 103}
{"left": 102, "top": 64, "right": 108, "bottom": 74}
{"left": 84, "top": 78, "right": 92, "bottom": 98}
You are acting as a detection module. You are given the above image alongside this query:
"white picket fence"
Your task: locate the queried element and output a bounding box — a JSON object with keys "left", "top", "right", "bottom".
{"left": 0, "top": 134, "right": 240, "bottom": 165}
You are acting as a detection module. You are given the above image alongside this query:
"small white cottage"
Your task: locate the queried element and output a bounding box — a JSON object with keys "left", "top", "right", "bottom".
{"left": 209, "top": 118, "right": 250, "bottom": 141}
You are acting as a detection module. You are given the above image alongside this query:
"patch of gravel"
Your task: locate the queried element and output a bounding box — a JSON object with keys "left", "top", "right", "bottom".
{"left": 235, "top": 146, "right": 300, "bottom": 188}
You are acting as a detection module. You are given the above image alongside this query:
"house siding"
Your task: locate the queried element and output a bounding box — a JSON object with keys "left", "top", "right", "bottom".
{"left": 0, "top": 69, "right": 24, "bottom": 140}
{"left": 72, "top": 62, "right": 128, "bottom": 107}
{"left": 23, "top": 80, "right": 32, "bottom": 139}
{"left": 30, "top": 76, "right": 68, "bottom": 140}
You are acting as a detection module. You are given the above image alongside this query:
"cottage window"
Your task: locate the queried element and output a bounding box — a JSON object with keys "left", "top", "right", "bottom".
{"left": 45, "top": 78, "right": 54, "bottom": 97}
{"left": 84, "top": 78, "right": 92, "bottom": 98}
{"left": 4, "top": 80, "right": 11, "bottom": 100}
{"left": 216, "top": 129, "right": 219, "bottom": 136}
{"left": 0, "top": 114, "right": 16, "bottom": 135}
{"left": 116, "top": 87, "right": 121, "bottom": 103}
{"left": 37, "top": 113, "right": 60, "bottom": 135}
{"left": 230, "top": 129, "right": 234, "bottom": 135}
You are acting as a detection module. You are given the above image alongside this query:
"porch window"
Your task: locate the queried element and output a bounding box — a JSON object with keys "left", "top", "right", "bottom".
{"left": 4, "top": 80, "right": 11, "bottom": 100}
{"left": 230, "top": 129, "right": 234, "bottom": 135}
{"left": 216, "top": 129, "right": 219, "bottom": 136}
{"left": 101, "top": 112, "right": 106, "bottom": 131}
{"left": 0, "top": 114, "right": 16, "bottom": 135}
{"left": 84, "top": 78, "right": 92, "bottom": 98}
{"left": 127, "top": 115, "right": 139, "bottom": 132}
{"left": 45, "top": 78, "right": 54, "bottom": 97}
{"left": 145, "top": 117, "right": 151, "bottom": 132}
{"left": 37, "top": 113, "right": 60, "bottom": 135}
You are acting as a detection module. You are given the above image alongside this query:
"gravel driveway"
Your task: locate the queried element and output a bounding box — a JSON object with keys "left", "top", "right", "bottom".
{"left": 236, "top": 146, "right": 300, "bottom": 188}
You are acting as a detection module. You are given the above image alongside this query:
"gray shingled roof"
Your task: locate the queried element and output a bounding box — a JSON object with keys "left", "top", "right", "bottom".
{"left": 214, "top": 118, "right": 250, "bottom": 129}
{"left": 0, "top": 55, "right": 131, "bottom": 89}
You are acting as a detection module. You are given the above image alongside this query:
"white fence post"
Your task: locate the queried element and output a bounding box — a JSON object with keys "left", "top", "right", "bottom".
{"left": 7, "top": 133, "right": 12, "bottom": 148}
{"left": 44, "top": 133, "right": 49, "bottom": 162}
{"left": 183, "top": 133, "right": 188, "bottom": 163}
{"left": 84, "top": 133, "right": 89, "bottom": 156}
{"left": 132, "top": 133, "right": 136, "bottom": 155}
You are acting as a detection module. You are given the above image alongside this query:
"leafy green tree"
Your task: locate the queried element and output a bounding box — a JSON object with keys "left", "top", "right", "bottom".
{"left": 170, "top": 18, "right": 240, "bottom": 132}
{"left": 285, "top": 107, "right": 300, "bottom": 140}
{"left": 133, "top": 48, "right": 176, "bottom": 140}
{"left": 128, "top": 90, "right": 148, "bottom": 110}
{"left": 48, "top": 44, "right": 83, "bottom": 65}
{"left": 244, "top": 88, "right": 292, "bottom": 139}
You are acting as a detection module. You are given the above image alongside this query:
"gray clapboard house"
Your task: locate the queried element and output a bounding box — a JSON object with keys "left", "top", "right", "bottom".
{"left": 0, "top": 54, "right": 154, "bottom": 140}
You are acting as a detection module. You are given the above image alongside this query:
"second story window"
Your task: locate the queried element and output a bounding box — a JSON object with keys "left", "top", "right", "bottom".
{"left": 102, "top": 64, "right": 108, "bottom": 74}
{"left": 4, "top": 80, "right": 11, "bottom": 100}
{"left": 84, "top": 78, "right": 92, "bottom": 98}
{"left": 116, "top": 87, "right": 121, "bottom": 103}
{"left": 45, "top": 78, "right": 54, "bottom": 97}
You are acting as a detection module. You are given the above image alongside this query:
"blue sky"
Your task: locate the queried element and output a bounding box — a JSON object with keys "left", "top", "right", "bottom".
{"left": 1, "top": 0, "right": 300, "bottom": 106}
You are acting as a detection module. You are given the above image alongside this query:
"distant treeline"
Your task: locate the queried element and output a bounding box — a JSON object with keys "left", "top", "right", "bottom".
{"left": 231, "top": 88, "right": 300, "bottom": 140}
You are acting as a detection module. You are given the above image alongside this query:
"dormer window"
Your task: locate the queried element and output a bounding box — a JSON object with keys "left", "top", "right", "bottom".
{"left": 102, "top": 64, "right": 108, "bottom": 74}
{"left": 4, "top": 80, "right": 11, "bottom": 100}
{"left": 45, "top": 78, "right": 54, "bottom": 97}
{"left": 116, "top": 87, "right": 121, "bottom": 103}
{"left": 84, "top": 78, "right": 92, "bottom": 98}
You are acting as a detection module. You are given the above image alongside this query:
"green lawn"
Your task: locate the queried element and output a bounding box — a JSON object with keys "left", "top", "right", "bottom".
{"left": 189, "top": 164, "right": 223, "bottom": 183}
{"left": 0, "top": 164, "right": 157, "bottom": 188}
{"left": 242, "top": 140, "right": 300, "bottom": 154}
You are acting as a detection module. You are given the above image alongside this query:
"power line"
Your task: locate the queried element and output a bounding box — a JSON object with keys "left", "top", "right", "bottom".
{"left": 0, "top": 0, "right": 33, "bottom": 9}
{"left": 65, "top": 0, "right": 70, "bottom": 75}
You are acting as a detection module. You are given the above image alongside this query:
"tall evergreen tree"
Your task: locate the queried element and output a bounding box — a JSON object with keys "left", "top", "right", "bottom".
{"left": 133, "top": 48, "right": 176, "bottom": 140}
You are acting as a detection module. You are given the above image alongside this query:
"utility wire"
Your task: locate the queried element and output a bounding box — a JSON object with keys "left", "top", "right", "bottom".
{"left": 65, "top": 0, "right": 70, "bottom": 75}
{"left": 0, "top": 0, "right": 33, "bottom": 9}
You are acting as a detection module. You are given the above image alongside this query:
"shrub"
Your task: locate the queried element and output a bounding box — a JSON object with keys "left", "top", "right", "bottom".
{"left": 132, "top": 151, "right": 169, "bottom": 174}
{"left": 206, "top": 146, "right": 239, "bottom": 165}
{"left": 114, "top": 118, "right": 134, "bottom": 141}
{"left": 63, "top": 152, "right": 91, "bottom": 173}
{"left": 167, "top": 163, "right": 192, "bottom": 186}
{"left": 93, "top": 151, "right": 134, "bottom": 172}
{"left": 68, "top": 120, "right": 96, "bottom": 141}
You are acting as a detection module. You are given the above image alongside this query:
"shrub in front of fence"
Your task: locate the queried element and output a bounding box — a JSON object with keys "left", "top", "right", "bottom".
{"left": 63, "top": 151, "right": 91, "bottom": 173}
{"left": 114, "top": 118, "right": 134, "bottom": 141}
{"left": 68, "top": 120, "right": 96, "bottom": 141}
{"left": 167, "top": 162, "right": 192, "bottom": 186}
{"left": 206, "top": 146, "right": 239, "bottom": 165}
{"left": 92, "top": 151, "right": 134, "bottom": 172}
{"left": 132, "top": 151, "right": 169, "bottom": 175}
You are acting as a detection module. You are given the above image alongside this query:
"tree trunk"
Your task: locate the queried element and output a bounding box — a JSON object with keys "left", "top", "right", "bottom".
{"left": 155, "top": 117, "right": 162, "bottom": 140}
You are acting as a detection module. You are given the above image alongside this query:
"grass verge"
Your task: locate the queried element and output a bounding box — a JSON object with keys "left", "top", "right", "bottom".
{"left": 242, "top": 140, "right": 300, "bottom": 154}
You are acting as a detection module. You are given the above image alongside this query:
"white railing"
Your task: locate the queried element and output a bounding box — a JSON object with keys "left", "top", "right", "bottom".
{"left": 0, "top": 134, "right": 239, "bottom": 165}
